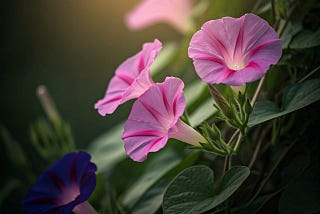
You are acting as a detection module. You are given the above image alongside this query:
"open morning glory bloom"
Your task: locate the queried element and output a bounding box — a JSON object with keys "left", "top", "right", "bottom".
{"left": 125, "top": 0, "right": 194, "bottom": 34}
{"left": 23, "top": 152, "right": 97, "bottom": 214}
{"left": 95, "top": 39, "right": 162, "bottom": 116}
{"left": 188, "top": 13, "right": 282, "bottom": 86}
{"left": 122, "top": 77, "right": 207, "bottom": 162}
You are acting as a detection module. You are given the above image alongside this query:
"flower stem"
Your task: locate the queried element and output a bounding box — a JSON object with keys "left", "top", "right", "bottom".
{"left": 244, "top": 141, "right": 296, "bottom": 208}
{"left": 278, "top": 2, "right": 298, "bottom": 37}
{"left": 271, "top": 0, "right": 277, "bottom": 28}
{"left": 251, "top": 76, "right": 265, "bottom": 106}
{"left": 233, "top": 133, "right": 243, "bottom": 152}
{"left": 298, "top": 65, "right": 320, "bottom": 83}
{"left": 227, "top": 129, "right": 240, "bottom": 146}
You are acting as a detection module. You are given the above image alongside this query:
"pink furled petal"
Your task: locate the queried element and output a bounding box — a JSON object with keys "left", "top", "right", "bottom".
{"left": 126, "top": 0, "right": 194, "bottom": 34}
{"left": 95, "top": 39, "right": 162, "bottom": 115}
{"left": 188, "top": 13, "right": 282, "bottom": 86}
{"left": 122, "top": 77, "right": 185, "bottom": 162}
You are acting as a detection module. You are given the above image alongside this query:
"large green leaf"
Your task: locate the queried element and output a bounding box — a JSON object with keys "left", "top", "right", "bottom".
{"left": 184, "top": 80, "right": 208, "bottom": 107}
{"left": 126, "top": 150, "right": 201, "bottom": 213}
{"left": 150, "top": 42, "right": 178, "bottom": 75}
{"left": 122, "top": 149, "right": 181, "bottom": 209}
{"left": 290, "top": 29, "right": 320, "bottom": 49}
{"left": 162, "top": 166, "right": 250, "bottom": 214}
{"left": 87, "top": 123, "right": 126, "bottom": 174}
{"left": 249, "top": 78, "right": 320, "bottom": 126}
{"left": 189, "top": 99, "right": 216, "bottom": 127}
{"left": 131, "top": 181, "right": 169, "bottom": 214}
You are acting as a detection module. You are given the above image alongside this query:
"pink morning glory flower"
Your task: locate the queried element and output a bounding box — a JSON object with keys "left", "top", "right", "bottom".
{"left": 95, "top": 39, "right": 162, "bottom": 115}
{"left": 22, "top": 152, "right": 97, "bottom": 214}
{"left": 125, "top": 0, "right": 194, "bottom": 34}
{"left": 122, "top": 77, "right": 207, "bottom": 162}
{"left": 188, "top": 13, "right": 282, "bottom": 86}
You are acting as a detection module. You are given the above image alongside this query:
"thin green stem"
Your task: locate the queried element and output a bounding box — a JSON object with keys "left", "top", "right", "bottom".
{"left": 278, "top": 2, "right": 299, "bottom": 37}
{"left": 251, "top": 76, "right": 266, "bottom": 106}
{"left": 244, "top": 141, "right": 296, "bottom": 208}
{"left": 233, "top": 133, "right": 242, "bottom": 152}
{"left": 271, "top": 118, "right": 281, "bottom": 146}
{"left": 271, "top": 0, "right": 277, "bottom": 28}
{"left": 223, "top": 156, "right": 230, "bottom": 175}
{"left": 298, "top": 65, "right": 320, "bottom": 83}
{"left": 223, "top": 129, "right": 240, "bottom": 175}
{"left": 248, "top": 124, "right": 271, "bottom": 169}
{"left": 228, "top": 154, "right": 233, "bottom": 170}
{"left": 227, "top": 129, "right": 240, "bottom": 145}
{"left": 222, "top": 73, "right": 265, "bottom": 175}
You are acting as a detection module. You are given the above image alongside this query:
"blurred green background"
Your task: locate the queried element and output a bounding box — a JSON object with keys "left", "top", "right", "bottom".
{"left": 1, "top": 0, "right": 182, "bottom": 149}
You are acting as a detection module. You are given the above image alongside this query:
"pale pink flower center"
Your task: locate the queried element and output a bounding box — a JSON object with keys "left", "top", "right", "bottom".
{"left": 225, "top": 54, "right": 247, "bottom": 71}
{"left": 227, "top": 61, "right": 246, "bottom": 71}
{"left": 58, "top": 183, "right": 80, "bottom": 205}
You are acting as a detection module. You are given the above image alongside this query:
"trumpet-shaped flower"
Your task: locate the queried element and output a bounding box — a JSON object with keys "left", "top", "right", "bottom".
{"left": 95, "top": 39, "right": 162, "bottom": 115}
{"left": 23, "top": 152, "right": 97, "bottom": 214}
{"left": 122, "top": 77, "right": 207, "bottom": 162}
{"left": 188, "top": 13, "right": 282, "bottom": 86}
{"left": 125, "top": 0, "right": 194, "bottom": 34}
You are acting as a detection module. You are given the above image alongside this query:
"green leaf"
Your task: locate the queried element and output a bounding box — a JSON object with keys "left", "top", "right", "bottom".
{"left": 248, "top": 100, "right": 282, "bottom": 126}
{"left": 218, "top": 166, "right": 250, "bottom": 200}
{"left": 162, "top": 166, "right": 250, "bottom": 214}
{"left": 237, "top": 191, "right": 281, "bottom": 214}
{"left": 282, "top": 78, "right": 320, "bottom": 111}
{"left": 279, "top": 166, "right": 320, "bottom": 214}
{"left": 290, "top": 29, "right": 320, "bottom": 49}
{"left": 122, "top": 149, "right": 181, "bottom": 209}
{"left": 189, "top": 99, "right": 216, "bottom": 127}
{"left": 150, "top": 42, "right": 178, "bottom": 75}
{"left": 131, "top": 181, "right": 169, "bottom": 214}
{"left": 130, "top": 151, "right": 200, "bottom": 214}
{"left": 249, "top": 78, "right": 320, "bottom": 126}
{"left": 184, "top": 80, "right": 216, "bottom": 126}
{"left": 87, "top": 123, "right": 126, "bottom": 174}
{"left": 208, "top": 85, "right": 233, "bottom": 118}
{"left": 185, "top": 80, "right": 208, "bottom": 106}
{"left": 280, "top": 21, "right": 302, "bottom": 49}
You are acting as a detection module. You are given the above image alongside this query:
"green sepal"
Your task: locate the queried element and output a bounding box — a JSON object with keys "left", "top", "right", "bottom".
{"left": 199, "top": 123, "right": 233, "bottom": 156}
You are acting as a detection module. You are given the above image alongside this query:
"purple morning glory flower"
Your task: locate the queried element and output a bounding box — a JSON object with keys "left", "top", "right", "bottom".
{"left": 22, "top": 152, "right": 97, "bottom": 214}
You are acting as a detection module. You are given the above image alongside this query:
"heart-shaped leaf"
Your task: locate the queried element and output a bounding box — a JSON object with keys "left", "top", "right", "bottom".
{"left": 163, "top": 165, "right": 250, "bottom": 214}
{"left": 249, "top": 78, "right": 320, "bottom": 126}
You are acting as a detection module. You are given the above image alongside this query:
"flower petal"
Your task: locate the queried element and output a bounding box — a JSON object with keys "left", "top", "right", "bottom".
{"left": 188, "top": 13, "right": 282, "bottom": 85}
{"left": 95, "top": 39, "right": 162, "bottom": 115}
{"left": 122, "top": 77, "right": 185, "bottom": 162}
{"left": 125, "top": 0, "right": 194, "bottom": 33}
